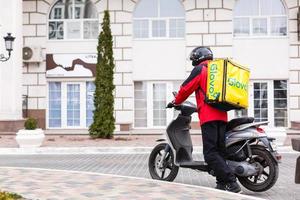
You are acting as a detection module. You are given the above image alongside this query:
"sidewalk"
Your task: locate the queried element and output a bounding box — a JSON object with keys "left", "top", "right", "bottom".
{"left": 0, "top": 167, "right": 265, "bottom": 200}
{"left": 0, "top": 134, "right": 298, "bottom": 154}
{"left": 0, "top": 135, "right": 175, "bottom": 148}
{"left": 1, "top": 134, "right": 299, "bottom": 148}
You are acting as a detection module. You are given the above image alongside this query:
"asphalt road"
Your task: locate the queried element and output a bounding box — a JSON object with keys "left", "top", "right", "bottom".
{"left": 0, "top": 153, "right": 298, "bottom": 200}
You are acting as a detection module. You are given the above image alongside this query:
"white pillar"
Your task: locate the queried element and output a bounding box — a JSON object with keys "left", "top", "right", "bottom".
{"left": 0, "top": 0, "right": 23, "bottom": 120}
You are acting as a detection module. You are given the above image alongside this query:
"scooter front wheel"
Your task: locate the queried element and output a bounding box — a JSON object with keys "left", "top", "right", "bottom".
{"left": 148, "top": 143, "right": 179, "bottom": 181}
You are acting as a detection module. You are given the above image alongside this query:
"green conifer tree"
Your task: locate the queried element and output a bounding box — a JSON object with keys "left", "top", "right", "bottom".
{"left": 89, "top": 10, "right": 115, "bottom": 138}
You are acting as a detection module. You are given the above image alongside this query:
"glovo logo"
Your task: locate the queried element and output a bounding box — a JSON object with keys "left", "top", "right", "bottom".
{"left": 227, "top": 78, "right": 248, "bottom": 92}
{"left": 208, "top": 64, "right": 220, "bottom": 100}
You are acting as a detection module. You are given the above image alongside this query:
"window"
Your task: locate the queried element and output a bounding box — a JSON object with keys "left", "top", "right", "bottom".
{"left": 133, "top": 20, "right": 149, "bottom": 38}
{"left": 133, "top": 0, "right": 185, "bottom": 39}
{"left": 54, "top": 8, "right": 62, "bottom": 19}
{"left": 152, "top": 20, "right": 166, "bottom": 37}
{"left": 252, "top": 18, "right": 267, "bottom": 35}
{"left": 169, "top": 19, "right": 185, "bottom": 38}
{"left": 49, "top": 0, "right": 98, "bottom": 40}
{"left": 233, "top": 0, "right": 287, "bottom": 37}
{"left": 48, "top": 81, "right": 95, "bottom": 128}
{"left": 134, "top": 81, "right": 178, "bottom": 128}
{"left": 235, "top": 109, "right": 248, "bottom": 118}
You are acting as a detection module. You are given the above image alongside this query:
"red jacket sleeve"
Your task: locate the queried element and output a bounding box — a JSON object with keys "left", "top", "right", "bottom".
{"left": 174, "top": 65, "right": 203, "bottom": 104}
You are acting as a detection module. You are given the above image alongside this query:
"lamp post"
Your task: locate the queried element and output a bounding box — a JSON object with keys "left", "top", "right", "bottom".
{"left": 0, "top": 33, "right": 15, "bottom": 62}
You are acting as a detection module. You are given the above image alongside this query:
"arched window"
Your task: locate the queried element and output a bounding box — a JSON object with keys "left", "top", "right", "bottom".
{"left": 233, "top": 0, "right": 287, "bottom": 37}
{"left": 133, "top": 0, "right": 185, "bottom": 39}
{"left": 48, "top": 0, "right": 98, "bottom": 40}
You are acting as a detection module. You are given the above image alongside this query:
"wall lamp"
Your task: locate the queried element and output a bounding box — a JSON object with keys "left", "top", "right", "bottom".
{"left": 0, "top": 33, "right": 15, "bottom": 62}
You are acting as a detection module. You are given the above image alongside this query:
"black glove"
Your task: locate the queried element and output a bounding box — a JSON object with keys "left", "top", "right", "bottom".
{"left": 166, "top": 101, "right": 175, "bottom": 108}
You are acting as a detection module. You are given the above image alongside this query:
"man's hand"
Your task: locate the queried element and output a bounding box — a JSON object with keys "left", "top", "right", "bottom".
{"left": 166, "top": 101, "right": 175, "bottom": 108}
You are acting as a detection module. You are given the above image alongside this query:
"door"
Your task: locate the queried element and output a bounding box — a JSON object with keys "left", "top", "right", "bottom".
{"left": 66, "top": 83, "right": 81, "bottom": 127}
{"left": 134, "top": 81, "right": 179, "bottom": 128}
{"left": 248, "top": 80, "right": 288, "bottom": 127}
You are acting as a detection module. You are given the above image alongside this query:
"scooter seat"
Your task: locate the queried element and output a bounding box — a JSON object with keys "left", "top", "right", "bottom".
{"left": 226, "top": 117, "right": 255, "bottom": 132}
{"left": 180, "top": 161, "right": 209, "bottom": 171}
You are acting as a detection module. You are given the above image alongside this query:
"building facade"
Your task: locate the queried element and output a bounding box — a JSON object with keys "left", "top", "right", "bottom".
{"left": 0, "top": 0, "right": 300, "bottom": 134}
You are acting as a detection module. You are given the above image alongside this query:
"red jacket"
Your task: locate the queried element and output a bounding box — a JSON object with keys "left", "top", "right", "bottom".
{"left": 174, "top": 61, "right": 227, "bottom": 125}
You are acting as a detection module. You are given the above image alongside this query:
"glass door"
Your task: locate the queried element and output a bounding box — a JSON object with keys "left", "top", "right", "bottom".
{"left": 86, "top": 82, "right": 95, "bottom": 127}
{"left": 48, "top": 82, "right": 62, "bottom": 128}
{"left": 153, "top": 83, "right": 167, "bottom": 126}
{"left": 134, "top": 81, "right": 176, "bottom": 128}
{"left": 253, "top": 82, "right": 268, "bottom": 122}
{"left": 67, "top": 84, "right": 81, "bottom": 127}
{"left": 273, "top": 80, "right": 287, "bottom": 127}
{"left": 249, "top": 80, "right": 288, "bottom": 127}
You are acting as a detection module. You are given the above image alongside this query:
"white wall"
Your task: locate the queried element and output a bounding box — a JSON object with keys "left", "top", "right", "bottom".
{"left": 233, "top": 38, "right": 289, "bottom": 80}
{"left": 46, "top": 41, "right": 97, "bottom": 54}
{"left": 132, "top": 40, "right": 186, "bottom": 81}
{"left": 0, "top": 0, "right": 23, "bottom": 120}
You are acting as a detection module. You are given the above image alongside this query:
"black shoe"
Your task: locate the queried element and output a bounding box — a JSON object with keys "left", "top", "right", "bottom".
{"left": 215, "top": 183, "right": 226, "bottom": 190}
{"left": 225, "top": 182, "right": 241, "bottom": 193}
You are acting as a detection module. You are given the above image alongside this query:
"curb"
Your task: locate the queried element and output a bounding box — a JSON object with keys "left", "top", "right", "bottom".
{"left": 0, "top": 146, "right": 297, "bottom": 155}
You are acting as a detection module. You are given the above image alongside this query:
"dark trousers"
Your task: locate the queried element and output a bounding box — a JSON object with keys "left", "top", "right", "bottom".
{"left": 201, "top": 120, "right": 236, "bottom": 184}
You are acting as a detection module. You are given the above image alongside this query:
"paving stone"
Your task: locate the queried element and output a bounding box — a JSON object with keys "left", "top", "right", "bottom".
{"left": 0, "top": 153, "right": 299, "bottom": 199}
{"left": 0, "top": 167, "right": 263, "bottom": 200}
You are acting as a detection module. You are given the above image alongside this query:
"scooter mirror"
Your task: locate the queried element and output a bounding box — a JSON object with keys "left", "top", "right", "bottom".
{"left": 172, "top": 91, "right": 178, "bottom": 97}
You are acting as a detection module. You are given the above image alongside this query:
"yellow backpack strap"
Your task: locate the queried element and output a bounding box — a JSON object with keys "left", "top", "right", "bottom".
{"left": 196, "top": 64, "right": 208, "bottom": 101}
{"left": 197, "top": 63, "right": 220, "bottom": 103}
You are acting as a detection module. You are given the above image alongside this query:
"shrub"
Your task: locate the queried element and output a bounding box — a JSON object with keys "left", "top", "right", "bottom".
{"left": 24, "top": 117, "right": 38, "bottom": 130}
{"left": 89, "top": 10, "right": 115, "bottom": 139}
{"left": 0, "top": 191, "right": 23, "bottom": 200}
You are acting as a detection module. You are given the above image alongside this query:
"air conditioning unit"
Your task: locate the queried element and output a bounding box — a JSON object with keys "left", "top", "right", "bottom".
{"left": 23, "top": 46, "right": 43, "bottom": 63}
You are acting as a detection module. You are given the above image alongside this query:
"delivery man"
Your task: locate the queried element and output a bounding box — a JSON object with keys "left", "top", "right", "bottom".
{"left": 169, "top": 46, "right": 241, "bottom": 193}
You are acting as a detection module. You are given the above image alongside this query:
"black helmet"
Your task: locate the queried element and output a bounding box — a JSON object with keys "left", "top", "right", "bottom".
{"left": 189, "top": 46, "right": 213, "bottom": 66}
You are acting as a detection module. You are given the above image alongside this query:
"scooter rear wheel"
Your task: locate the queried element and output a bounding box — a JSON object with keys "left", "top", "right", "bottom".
{"left": 237, "top": 145, "right": 279, "bottom": 192}
{"left": 148, "top": 143, "right": 179, "bottom": 181}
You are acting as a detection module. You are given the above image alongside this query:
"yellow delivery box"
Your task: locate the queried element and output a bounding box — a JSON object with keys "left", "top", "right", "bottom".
{"left": 205, "top": 59, "right": 250, "bottom": 111}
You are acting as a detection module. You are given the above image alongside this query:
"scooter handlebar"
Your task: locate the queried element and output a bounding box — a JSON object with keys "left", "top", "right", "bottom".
{"left": 166, "top": 102, "right": 175, "bottom": 108}
{"left": 166, "top": 102, "right": 181, "bottom": 110}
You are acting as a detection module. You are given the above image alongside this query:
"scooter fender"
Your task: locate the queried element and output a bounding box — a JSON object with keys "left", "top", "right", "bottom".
{"left": 156, "top": 139, "right": 167, "bottom": 142}
{"left": 226, "top": 127, "right": 266, "bottom": 147}
{"left": 256, "top": 137, "right": 281, "bottom": 163}
{"left": 155, "top": 139, "right": 181, "bottom": 167}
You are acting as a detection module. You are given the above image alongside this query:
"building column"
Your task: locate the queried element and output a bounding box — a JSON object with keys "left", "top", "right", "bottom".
{"left": 0, "top": 0, "right": 24, "bottom": 132}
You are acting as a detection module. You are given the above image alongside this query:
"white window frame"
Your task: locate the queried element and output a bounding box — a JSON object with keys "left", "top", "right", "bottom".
{"left": 234, "top": 15, "right": 288, "bottom": 38}
{"left": 48, "top": 0, "right": 98, "bottom": 41}
{"left": 53, "top": 7, "right": 63, "bottom": 19}
{"left": 48, "top": 18, "right": 99, "bottom": 41}
{"left": 233, "top": 0, "right": 288, "bottom": 38}
{"left": 47, "top": 80, "right": 94, "bottom": 129}
{"left": 134, "top": 81, "right": 176, "bottom": 129}
{"left": 133, "top": 17, "right": 185, "bottom": 40}
{"left": 133, "top": 0, "right": 185, "bottom": 40}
